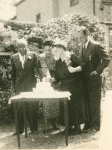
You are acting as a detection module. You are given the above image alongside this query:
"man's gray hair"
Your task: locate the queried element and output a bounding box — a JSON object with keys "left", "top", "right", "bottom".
{"left": 16, "top": 39, "right": 27, "bottom": 46}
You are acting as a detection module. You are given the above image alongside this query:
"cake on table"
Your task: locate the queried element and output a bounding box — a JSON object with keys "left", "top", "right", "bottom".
{"left": 33, "top": 77, "right": 54, "bottom": 95}
{"left": 34, "top": 81, "right": 54, "bottom": 94}
{"left": 33, "top": 77, "right": 59, "bottom": 121}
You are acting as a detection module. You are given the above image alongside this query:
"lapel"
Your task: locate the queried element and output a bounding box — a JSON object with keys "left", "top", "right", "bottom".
{"left": 83, "top": 40, "right": 94, "bottom": 63}
{"left": 16, "top": 53, "right": 23, "bottom": 69}
{"left": 79, "top": 44, "right": 83, "bottom": 60}
{"left": 24, "top": 52, "right": 28, "bottom": 64}
{"left": 24, "top": 51, "right": 32, "bottom": 68}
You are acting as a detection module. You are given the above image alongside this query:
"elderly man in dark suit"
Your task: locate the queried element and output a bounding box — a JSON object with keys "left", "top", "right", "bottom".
{"left": 78, "top": 27, "right": 110, "bottom": 132}
{"left": 11, "top": 39, "right": 43, "bottom": 135}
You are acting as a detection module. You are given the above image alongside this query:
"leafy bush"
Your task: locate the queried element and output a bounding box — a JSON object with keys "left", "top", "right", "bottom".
{"left": 0, "top": 55, "right": 13, "bottom": 123}
{"left": 0, "top": 91, "right": 14, "bottom": 123}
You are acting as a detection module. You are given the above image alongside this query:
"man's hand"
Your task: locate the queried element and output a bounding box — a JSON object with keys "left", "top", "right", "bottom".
{"left": 68, "top": 66, "right": 76, "bottom": 73}
{"left": 90, "top": 71, "right": 98, "bottom": 76}
{"left": 11, "top": 88, "right": 15, "bottom": 95}
{"left": 36, "top": 78, "right": 40, "bottom": 82}
{"left": 50, "top": 78, "right": 55, "bottom": 83}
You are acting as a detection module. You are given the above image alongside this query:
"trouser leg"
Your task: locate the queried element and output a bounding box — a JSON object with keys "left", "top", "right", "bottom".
{"left": 50, "top": 117, "right": 57, "bottom": 128}
{"left": 88, "top": 87, "right": 101, "bottom": 130}
{"left": 16, "top": 102, "right": 24, "bottom": 133}
{"left": 86, "top": 75, "right": 102, "bottom": 130}
{"left": 28, "top": 102, "right": 39, "bottom": 132}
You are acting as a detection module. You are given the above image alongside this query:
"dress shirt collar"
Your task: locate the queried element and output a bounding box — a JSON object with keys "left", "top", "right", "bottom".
{"left": 18, "top": 52, "right": 25, "bottom": 68}
{"left": 18, "top": 52, "right": 25, "bottom": 60}
{"left": 84, "top": 39, "right": 89, "bottom": 49}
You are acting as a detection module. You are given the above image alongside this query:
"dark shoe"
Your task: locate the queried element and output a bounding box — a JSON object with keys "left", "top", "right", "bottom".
{"left": 53, "top": 125, "right": 60, "bottom": 130}
{"left": 30, "top": 129, "right": 38, "bottom": 134}
{"left": 69, "top": 126, "right": 74, "bottom": 132}
{"left": 73, "top": 130, "right": 81, "bottom": 135}
{"left": 12, "top": 131, "right": 23, "bottom": 136}
{"left": 72, "top": 125, "right": 81, "bottom": 135}
{"left": 61, "top": 129, "right": 71, "bottom": 135}
{"left": 68, "top": 129, "right": 81, "bottom": 135}
{"left": 61, "top": 127, "right": 74, "bottom": 135}
{"left": 82, "top": 127, "right": 91, "bottom": 132}
{"left": 90, "top": 128, "right": 99, "bottom": 133}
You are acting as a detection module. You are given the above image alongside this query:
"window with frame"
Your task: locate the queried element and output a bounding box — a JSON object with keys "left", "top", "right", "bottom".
{"left": 102, "top": 0, "right": 112, "bottom": 5}
{"left": 70, "top": 0, "right": 79, "bottom": 7}
{"left": 36, "top": 13, "right": 41, "bottom": 23}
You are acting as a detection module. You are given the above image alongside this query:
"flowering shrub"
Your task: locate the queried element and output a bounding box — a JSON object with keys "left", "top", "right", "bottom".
{"left": 102, "top": 67, "right": 111, "bottom": 97}
{"left": 0, "top": 91, "right": 14, "bottom": 123}
{"left": 0, "top": 55, "right": 13, "bottom": 123}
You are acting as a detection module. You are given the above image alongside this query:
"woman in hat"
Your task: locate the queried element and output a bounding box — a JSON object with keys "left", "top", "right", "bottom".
{"left": 39, "top": 39, "right": 59, "bottom": 131}
{"left": 39, "top": 39, "right": 55, "bottom": 78}
{"left": 27, "top": 37, "right": 43, "bottom": 54}
{"left": 52, "top": 39, "right": 87, "bottom": 135}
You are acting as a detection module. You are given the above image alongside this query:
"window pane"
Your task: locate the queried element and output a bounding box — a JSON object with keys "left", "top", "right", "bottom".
{"left": 36, "top": 14, "right": 41, "bottom": 23}
{"left": 70, "top": 0, "right": 79, "bottom": 7}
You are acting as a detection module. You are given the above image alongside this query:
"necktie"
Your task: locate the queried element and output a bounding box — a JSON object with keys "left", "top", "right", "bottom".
{"left": 23, "top": 55, "right": 25, "bottom": 63}
{"left": 21, "top": 55, "right": 25, "bottom": 68}
{"left": 82, "top": 44, "right": 86, "bottom": 58}
{"left": 83, "top": 44, "right": 85, "bottom": 50}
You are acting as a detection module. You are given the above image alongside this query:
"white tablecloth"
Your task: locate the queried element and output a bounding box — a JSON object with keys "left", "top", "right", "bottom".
{"left": 9, "top": 91, "right": 71, "bottom": 104}
{"left": 9, "top": 91, "right": 71, "bottom": 119}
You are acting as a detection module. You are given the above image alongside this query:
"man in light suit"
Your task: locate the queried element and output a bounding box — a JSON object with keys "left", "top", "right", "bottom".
{"left": 11, "top": 39, "right": 43, "bottom": 135}
{"left": 78, "top": 27, "right": 110, "bottom": 132}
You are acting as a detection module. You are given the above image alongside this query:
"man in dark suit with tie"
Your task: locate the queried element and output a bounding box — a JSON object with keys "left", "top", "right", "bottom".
{"left": 78, "top": 27, "right": 110, "bottom": 132}
{"left": 11, "top": 39, "right": 43, "bottom": 135}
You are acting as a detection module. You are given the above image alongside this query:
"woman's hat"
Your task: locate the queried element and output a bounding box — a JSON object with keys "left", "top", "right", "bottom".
{"left": 52, "top": 38, "right": 67, "bottom": 50}
{"left": 27, "top": 37, "right": 43, "bottom": 49}
{"left": 43, "top": 39, "right": 53, "bottom": 47}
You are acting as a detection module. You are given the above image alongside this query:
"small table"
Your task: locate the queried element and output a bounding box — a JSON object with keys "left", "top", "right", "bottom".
{"left": 9, "top": 91, "right": 71, "bottom": 149}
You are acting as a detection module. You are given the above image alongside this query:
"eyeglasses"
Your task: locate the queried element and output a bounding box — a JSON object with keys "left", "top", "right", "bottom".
{"left": 29, "top": 43, "right": 42, "bottom": 49}
{"left": 30, "top": 43, "right": 38, "bottom": 47}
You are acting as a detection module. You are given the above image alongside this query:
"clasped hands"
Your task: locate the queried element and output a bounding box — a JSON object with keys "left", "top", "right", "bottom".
{"left": 68, "top": 66, "right": 76, "bottom": 73}
{"left": 67, "top": 66, "right": 98, "bottom": 75}
{"left": 68, "top": 66, "right": 82, "bottom": 73}
{"left": 90, "top": 71, "right": 98, "bottom": 75}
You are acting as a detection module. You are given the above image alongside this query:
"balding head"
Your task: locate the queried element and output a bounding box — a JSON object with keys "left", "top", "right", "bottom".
{"left": 16, "top": 39, "right": 27, "bottom": 55}
{"left": 16, "top": 39, "right": 27, "bottom": 47}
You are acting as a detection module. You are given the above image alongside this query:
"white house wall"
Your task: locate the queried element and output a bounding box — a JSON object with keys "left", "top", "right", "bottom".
{"left": 58, "top": 0, "right": 93, "bottom": 17}
{"left": 16, "top": 0, "right": 53, "bottom": 23}
{"left": 16, "top": 0, "right": 112, "bottom": 24}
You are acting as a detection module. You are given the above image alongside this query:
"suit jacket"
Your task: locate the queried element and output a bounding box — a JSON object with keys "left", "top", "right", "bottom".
{"left": 11, "top": 51, "right": 43, "bottom": 94}
{"left": 79, "top": 40, "right": 110, "bottom": 76}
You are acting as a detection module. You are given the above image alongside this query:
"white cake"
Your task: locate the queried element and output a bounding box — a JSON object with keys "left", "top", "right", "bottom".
{"left": 33, "top": 81, "right": 54, "bottom": 94}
